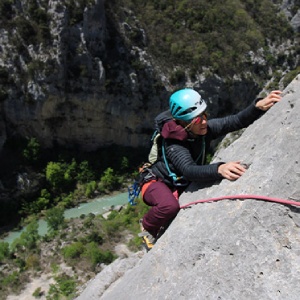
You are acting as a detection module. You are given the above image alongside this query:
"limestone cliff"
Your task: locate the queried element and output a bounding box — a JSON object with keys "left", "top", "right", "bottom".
{"left": 76, "top": 76, "right": 300, "bottom": 299}
{"left": 0, "top": 1, "right": 299, "bottom": 153}
{"left": 0, "top": 0, "right": 168, "bottom": 151}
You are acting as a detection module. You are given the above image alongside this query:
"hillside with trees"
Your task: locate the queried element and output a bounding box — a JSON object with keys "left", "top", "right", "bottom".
{"left": 0, "top": 0, "right": 299, "bottom": 298}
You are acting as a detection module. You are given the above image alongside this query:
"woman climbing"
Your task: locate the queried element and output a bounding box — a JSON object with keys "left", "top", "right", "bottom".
{"left": 139, "top": 88, "right": 282, "bottom": 249}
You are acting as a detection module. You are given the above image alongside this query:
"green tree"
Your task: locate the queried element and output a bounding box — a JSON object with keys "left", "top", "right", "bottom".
{"left": 120, "top": 156, "right": 129, "bottom": 171}
{"left": 0, "top": 241, "right": 10, "bottom": 262}
{"left": 62, "top": 242, "right": 84, "bottom": 259}
{"left": 23, "top": 137, "right": 40, "bottom": 162}
{"left": 35, "top": 189, "right": 51, "bottom": 211}
{"left": 46, "top": 161, "right": 65, "bottom": 190}
{"left": 56, "top": 274, "right": 76, "bottom": 297}
{"left": 47, "top": 274, "right": 76, "bottom": 299}
{"left": 85, "top": 181, "right": 97, "bottom": 198}
{"left": 32, "top": 287, "right": 43, "bottom": 298}
{"left": 25, "top": 253, "right": 40, "bottom": 269}
{"left": 1, "top": 271, "right": 20, "bottom": 287}
{"left": 99, "top": 167, "right": 117, "bottom": 191}
{"left": 85, "top": 231, "right": 103, "bottom": 244}
{"left": 83, "top": 242, "right": 115, "bottom": 266}
{"left": 77, "top": 160, "right": 95, "bottom": 183}
{"left": 45, "top": 207, "right": 65, "bottom": 233}
{"left": 60, "top": 192, "right": 75, "bottom": 208}
{"left": 11, "top": 219, "right": 40, "bottom": 253}
{"left": 64, "top": 159, "right": 77, "bottom": 184}
{"left": 46, "top": 160, "right": 77, "bottom": 191}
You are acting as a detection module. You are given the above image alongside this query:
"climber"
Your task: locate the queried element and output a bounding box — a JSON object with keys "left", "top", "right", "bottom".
{"left": 139, "top": 88, "right": 282, "bottom": 249}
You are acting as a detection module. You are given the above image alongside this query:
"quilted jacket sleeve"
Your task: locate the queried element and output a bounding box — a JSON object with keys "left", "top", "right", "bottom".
{"left": 207, "top": 101, "right": 264, "bottom": 138}
{"left": 165, "top": 140, "right": 223, "bottom": 182}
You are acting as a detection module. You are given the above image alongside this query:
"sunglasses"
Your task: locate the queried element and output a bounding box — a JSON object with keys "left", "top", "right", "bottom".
{"left": 190, "top": 112, "right": 207, "bottom": 125}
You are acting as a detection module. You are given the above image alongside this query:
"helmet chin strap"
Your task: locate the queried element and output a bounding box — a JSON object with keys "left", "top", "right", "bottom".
{"left": 187, "top": 130, "right": 197, "bottom": 138}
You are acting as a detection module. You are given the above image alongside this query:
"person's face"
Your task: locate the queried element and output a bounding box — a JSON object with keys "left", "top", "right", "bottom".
{"left": 187, "top": 112, "right": 208, "bottom": 136}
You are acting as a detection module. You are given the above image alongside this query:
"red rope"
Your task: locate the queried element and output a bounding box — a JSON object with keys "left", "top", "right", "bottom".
{"left": 180, "top": 194, "right": 300, "bottom": 209}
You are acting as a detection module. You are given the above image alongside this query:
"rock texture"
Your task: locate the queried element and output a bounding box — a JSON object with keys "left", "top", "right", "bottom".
{"left": 0, "top": 1, "right": 299, "bottom": 152}
{"left": 280, "top": 0, "right": 300, "bottom": 32}
{"left": 76, "top": 76, "right": 300, "bottom": 299}
{"left": 0, "top": 0, "right": 167, "bottom": 151}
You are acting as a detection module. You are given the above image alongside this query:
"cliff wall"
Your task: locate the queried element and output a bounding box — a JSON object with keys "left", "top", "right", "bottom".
{"left": 76, "top": 76, "right": 300, "bottom": 300}
{"left": 0, "top": 1, "right": 299, "bottom": 152}
{"left": 0, "top": 0, "right": 167, "bottom": 151}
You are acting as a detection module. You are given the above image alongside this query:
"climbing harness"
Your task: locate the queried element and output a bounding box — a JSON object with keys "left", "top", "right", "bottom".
{"left": 179, "top": 194, "right": 300, "bottom": 210}
{"left": 128, "top": 165, "right": 157, "bottom": 205}
{"left": 128, "top": 181, "right": 141, "bottom": 206}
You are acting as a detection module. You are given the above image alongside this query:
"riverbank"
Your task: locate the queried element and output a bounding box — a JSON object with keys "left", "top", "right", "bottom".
{"left": 0, "top": 193, "right": 147, "bottom": 300}
{"left": 1, "top": 190, "right": 129, "bottom": 245}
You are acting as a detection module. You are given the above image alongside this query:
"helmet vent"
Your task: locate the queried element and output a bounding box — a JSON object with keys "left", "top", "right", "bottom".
{"left": 185, "top": 107, "right": 197, "bottom": 113}
{"left": 171, "top": 104, "right": 181, "bottom": 116}
{"left": 169, "top": 89, "right": 207, "bottom": 121}
{"left": 179, "top": 107, "right": 197, "bottom": 117}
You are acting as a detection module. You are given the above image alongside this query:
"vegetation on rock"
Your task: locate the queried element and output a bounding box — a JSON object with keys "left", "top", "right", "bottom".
{"left": 0, "top": 199, "right": 148, "bottom": 299}
{"left": 110, "top": 0, "right": 296, "bottom": 78}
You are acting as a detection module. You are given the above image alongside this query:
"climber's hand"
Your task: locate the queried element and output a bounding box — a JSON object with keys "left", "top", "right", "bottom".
{"left": 218, "top": 161, "right": 246, "bottom": 181}
{"left": 256, "top": 90, "right": 282, "bottom": 111}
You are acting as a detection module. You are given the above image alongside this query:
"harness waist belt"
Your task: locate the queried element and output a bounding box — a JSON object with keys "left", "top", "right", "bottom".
{"left": 141, "top": 180, "right": 156, "bottom": 197}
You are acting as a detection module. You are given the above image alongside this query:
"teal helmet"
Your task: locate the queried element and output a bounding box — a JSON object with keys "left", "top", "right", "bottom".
{"left": 169, "top": 88, "right": 207, "bottom": 121}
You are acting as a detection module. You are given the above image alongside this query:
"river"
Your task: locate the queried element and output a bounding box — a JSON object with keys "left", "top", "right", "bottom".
{"left": 3, "top": 192, "right": 128, "bottom": 245}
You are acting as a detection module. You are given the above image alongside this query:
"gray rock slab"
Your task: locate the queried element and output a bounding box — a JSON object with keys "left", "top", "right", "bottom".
{"left": 78, "top": 76, "right": 300, "bottom": 300}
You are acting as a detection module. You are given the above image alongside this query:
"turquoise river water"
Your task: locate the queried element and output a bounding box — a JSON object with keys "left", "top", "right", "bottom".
{"left": 3, "top": 192, "right": 128, "bottom": 245}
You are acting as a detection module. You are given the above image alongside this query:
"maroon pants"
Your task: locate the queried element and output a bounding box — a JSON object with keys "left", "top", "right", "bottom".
{"left": 142, "top": 181, "right": 180, "bottom": 237}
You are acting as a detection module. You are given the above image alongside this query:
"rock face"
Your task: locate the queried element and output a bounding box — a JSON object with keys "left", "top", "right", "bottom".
{"left": 76, "top": 76, "right": 300, "bottom": 299}
{"left": 0, "top": 0, "right": 168, "bottom": 151}
{"left": 280, "top": 0, "right": 300, "bottom": 32}
{"left": 0, "top": 1, "right": 299, "bottom": 152}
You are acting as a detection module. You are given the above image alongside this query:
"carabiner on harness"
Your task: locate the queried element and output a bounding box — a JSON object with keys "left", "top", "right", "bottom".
{"left": 128, "top": 181, "right": 141, "bottom": 206}
{"left": 128, "top": 165, "right": 157, "bottom": 205}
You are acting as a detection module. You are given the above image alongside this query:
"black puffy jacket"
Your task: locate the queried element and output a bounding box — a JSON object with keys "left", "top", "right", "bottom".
{"left": 150, "top": 101, "right": 265, "bottom": 187}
